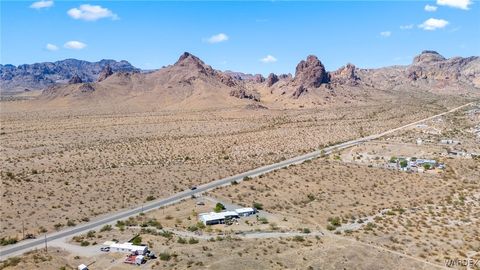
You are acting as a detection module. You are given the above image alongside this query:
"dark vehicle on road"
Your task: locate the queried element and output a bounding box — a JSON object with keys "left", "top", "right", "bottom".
{"left": 100, "top": 247, "right": 110, "bottom": 252}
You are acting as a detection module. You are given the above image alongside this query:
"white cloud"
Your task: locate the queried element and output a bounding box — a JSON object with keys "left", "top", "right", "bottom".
{"left": 380, "top": 31, "right": 392, "bottom": 37}
{"left": 400, "top": 24, "right": 414, "bottom": 30}
{"left": 418, "top": 18, "right": 449, "bottom": 30}
{"left": 260, "top": 55, "right": 277, "bottom": 63}
{"left": 437, "top": 0, "right": 472, "bottom": 10}
{"left": 67, "top": 4, "right": 118, "bottom": 21}
{"left": 30, "top": 0, "right": 53, "bottom": 9}
{"left": 205, "top": 33, "right": 229, "bottom": 44}
{"left": 424, "top": 4, "right": 438, "bottom": 11}
{"left": 64, "top": 41, "right": 87, "bottom": 50}
{"left": 46, "top": 43, "right": 58, "bottom": 51}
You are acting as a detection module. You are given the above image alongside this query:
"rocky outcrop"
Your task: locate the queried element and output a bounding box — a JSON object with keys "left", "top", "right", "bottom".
{"left": 68, "top": 74, "right": 83, "bottom": 84}
{"left": 97, "top": 65, "right": 113, "bottom": 82}
{"left": 279, "top": 74, "right": 292, "bottom": 80}
{"left": 292, "top": 85, "right": 307, "bottom": 99}
{"left": 330, "top": 63, "right": 360, "bottom": 86}
{"left": 266, "top": 73, "right": 279, "bottom": 87}
{"left": 175, "top": 52, "right": 215, "bottom": 76}
{"left": 79, "top": 83, "right": 95, "bottom": 92}
{"left": 413, "top": 50, "right": 446, "bottom": 64}
{"left": 216, "top": 72, "right": 237, "bottom": 87}
{"left": 229, "top": 88, "right": 260, "bottom": 101}
{"left": 253, "top": 74, "right": 265, "bottom": 83}
{"left": 407, "top": 51, "right": 479, "bottom": 84}
{"left": 293, "top": 55, "right": 329, "bottom": 88}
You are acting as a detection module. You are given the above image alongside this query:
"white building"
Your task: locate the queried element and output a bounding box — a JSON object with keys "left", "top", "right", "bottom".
{"left": 199, "top": 211, "right": 239, "bottom": 225}
{"left": 234, "top": 207, "right": 257, "bottom": 217}
{"left": 109, "top": 242, "right": 148, "bottom": 255}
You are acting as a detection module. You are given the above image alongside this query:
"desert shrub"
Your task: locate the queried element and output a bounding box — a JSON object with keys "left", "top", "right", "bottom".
{"left": 80, "top": 241, "right": 90, "bottom": 246}
{"left": 146, "top": 195, "right": 155, "bottom": 201}
{"left": 328, "top": 217, "right": 341, "bottom": 227}
{"left": 144, "top": 219, "right": 162, "bottom": 229}
{"left": 258, "top": 217, "right": 269, "bottom": 224}
{"left": 66, "top": 220, "right": 76, "bottom": 227}
{"left": 1, "top": 257, "right": 21, "bottom": 268}
{"left": 187, "top": 225, "right": 198, "bottom": 232}
{"left": 253, "top": 202, "right": 263, "bottom": 210}
{"left": 292, "top": 236, "right": 304, "bottom": 242}
{"left": 213, "top": 203, "right": 225, "bottom": 213}
{"left": 177, "top": 237, "right": 187, "bottom": 244}
{"left": 131, "top": 236, "right": 142, "bottom": 245}
{"left": 100, "top": 225, "right": 112, "bottom": 232}
{"left": 188, "top": 238, "right": 199, "bottom": 244}
{"left": 196, "top": 222, "right": 206, "bottom": 230}
{"left": 159, "top": 231, "right": 173, "bottom": 239}
{"left": 159, "top": 252, "right": 171, "bottom": 261}
{"left": 0, "top": 237, "right": 18, "bottom": 246}
{"left": 326, "top": 225, "right": 336, "bottom": 231}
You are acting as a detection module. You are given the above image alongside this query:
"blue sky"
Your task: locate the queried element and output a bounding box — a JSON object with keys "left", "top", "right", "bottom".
{"left": 1, "top": 0, "right": 479, "bottom": 75}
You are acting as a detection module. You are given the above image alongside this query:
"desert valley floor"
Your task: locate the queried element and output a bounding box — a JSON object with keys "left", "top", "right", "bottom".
{"left": 1, "top": 93, "right": 479, "bottom": 269}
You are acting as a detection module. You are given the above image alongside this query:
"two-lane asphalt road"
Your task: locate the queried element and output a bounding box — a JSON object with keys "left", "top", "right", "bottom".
{"left": 0, "top": 102, "right": 474, "bottom": 260}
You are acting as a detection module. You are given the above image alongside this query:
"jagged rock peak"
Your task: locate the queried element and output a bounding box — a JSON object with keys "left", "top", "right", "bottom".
{"left": 266, "top": 73, "right": 279, "bottom": 87}
{"left": 330, "top": 63, "right": 360, "bottom": 86}
{"left": 292, "top": 85, "right": 307, "bottom": 99}
{"left": 68, "top": 74, "right": 83, "bottom": 84}
{"left": 176, "top": 52, "right": 205, "bottom": 66}
{"left": 97, "top": 65, "right": 113, "bottom": 82}
{"left": 174, "top": 52, "right": 214, "bottom": 75}
{"left": 253, "top": 74, "right": 265, "bottom": 83}
{"left": 294, "top": 55, "right": 329, "bottom": 88}
{"left": 413, "top": 50, "right": 446, "bottom": 64}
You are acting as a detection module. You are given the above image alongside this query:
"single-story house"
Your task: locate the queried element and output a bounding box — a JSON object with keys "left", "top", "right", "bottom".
{"left": 199, "top": 211, "right": 239, "bottom": 225}
{"left": 234, "top": 207, "right": 257, "bottom": 217}
{"left": 109, "top": 242, "right": 148, "bottom": 255}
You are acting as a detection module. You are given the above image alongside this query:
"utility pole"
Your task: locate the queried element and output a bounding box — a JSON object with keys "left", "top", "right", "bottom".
{"left": 44, "top": 234, "right": 47, "bottom": 253}
{"left": 22, "top": 220, "right": 25, "bottom": 240}
{"left": 121, "top": 179, "right": 125, "bottom": 209}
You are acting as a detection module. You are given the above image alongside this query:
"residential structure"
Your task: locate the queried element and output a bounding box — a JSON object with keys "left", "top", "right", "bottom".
{"left": 234, "top": 207, "right": 257, "bottom": 217}
{"left": 109, "top": 242, "right": 148, "bottom": 255}
{"left": 199, "top": 211, "right": 239, "bottom": 225}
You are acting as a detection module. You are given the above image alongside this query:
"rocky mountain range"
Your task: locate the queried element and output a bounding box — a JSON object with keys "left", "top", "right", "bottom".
{"left": 2, "top": 50, "right": 479, "bottom": 109}
{"left": 0, "top": 59, "right": 139, "bottom": 92}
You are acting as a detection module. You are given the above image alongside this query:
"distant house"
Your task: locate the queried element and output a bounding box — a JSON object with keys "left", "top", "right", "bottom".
{"left": 109, "top": 242, "right": 148, "bottom": 255}
{"left": 199, "top": 211, "right": 239, "bottom": 225}
{"left": 234, "top": 207, "right": 257, "bottom": 217}
{"left": 440, "top": 139, "right": 460, "bottom": 145}
{"left": 416, "top": 159, "right": 436, "bottom": 166}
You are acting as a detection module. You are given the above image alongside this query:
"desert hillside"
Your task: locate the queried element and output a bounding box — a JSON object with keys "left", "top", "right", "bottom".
{"left": 2, "top": 51, "right": 479, "bottom": 112}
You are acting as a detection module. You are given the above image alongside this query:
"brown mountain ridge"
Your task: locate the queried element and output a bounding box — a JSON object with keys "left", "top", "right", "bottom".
{"left": 27, "top": 51, "right": 480, "bottom": 109}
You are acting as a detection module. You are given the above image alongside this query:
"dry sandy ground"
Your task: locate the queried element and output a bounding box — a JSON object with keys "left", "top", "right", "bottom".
{"left": 0, "top": 197, "right": 443, "bottom": 270}
{"left": 208, "top": 105, "right": 480, "bottom": 269}
{"left": 0, "top": 95, "right": 468, "bottom": 240}
{"left": 0, "top": 236, "right": 443, "bottom": 270}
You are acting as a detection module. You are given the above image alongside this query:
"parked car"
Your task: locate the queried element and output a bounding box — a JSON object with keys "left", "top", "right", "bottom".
{"left": 100, "top": 247, "right": 110, "bottom": 252}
